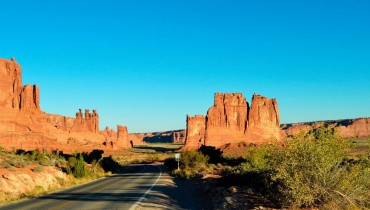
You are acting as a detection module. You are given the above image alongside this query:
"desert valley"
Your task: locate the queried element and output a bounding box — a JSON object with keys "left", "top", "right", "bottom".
{"left": 1, "top": 57, "right": 368, "bottom": 152}
{"left": 0, "top": 57, "right": 369, "bottom": 209}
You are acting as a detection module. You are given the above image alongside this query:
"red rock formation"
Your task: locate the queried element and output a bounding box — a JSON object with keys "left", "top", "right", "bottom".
{"left": 245, "top": 94, "right": 280, "bottom": 143}
{"left": 0, "top": 57, "right": 40, "bottom": 112}
{"left": 127, "top": 133, "right": 146, "bottom": 146}
{"left": 338, "top": 118, "right": 370, "bottom": 138}
{"left": 20, "top": 85, "right": 40, "bottom": 112}
{"left": 205, "top": 93, "right": 248, "bottom": 147}
{"left": 71, "top": 109, "right": 99, "bottom": 133}
{"left": 0, "top": 57, "right": 128, "bottom": 153}
{"left": 128, "top": 130, "right": 185, "bottom": 144}
{"left": 181, "top": 115, "right": 206, "bottom": 150}
{"left": 281, "top": 118, "right": 370, "bottom": 138}
{"left": 117, "top": 125, "right": 130, "bottom": 148}
{"left": 182, "top": 93, "right": 282, "bottom": 149}
{"left": 172, "top": 130, "right": 186, "bottom": 143}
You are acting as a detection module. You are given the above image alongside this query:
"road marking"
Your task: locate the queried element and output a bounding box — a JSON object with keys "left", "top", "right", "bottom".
{"left": 129, "top": 166, "right": 162, "bottom": 210}
{"left": 50, "top": 165, "right": 148, "bottom": 210}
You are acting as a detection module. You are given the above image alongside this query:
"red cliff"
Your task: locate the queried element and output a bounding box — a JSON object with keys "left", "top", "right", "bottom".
{"left": 0, "top": 57, "right": 40, "bottom": 112}
{"left": 245, "top": 94, "right": 281, "bottom": 143}
{"left": 182, "top": 92, "right": 281, "bottom": 149}
{"left": 0, "top": 57, "right": 128, "bottom": 153}
{"left": 117, "top": 125, "right": 130, "bottom": 149}
{"left": 181, "top": 115, "right": 206, "bottom": 150}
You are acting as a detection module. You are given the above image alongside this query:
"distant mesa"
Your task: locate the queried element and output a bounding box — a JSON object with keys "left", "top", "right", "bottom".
{"left": 0, "top": 57, "right": 132, "bottom": 152}
{"left": 281, "top": 118, "right": 370, "bottom": 139}
{"left": 128, "top": 130, "right": 185, "bottom": 144}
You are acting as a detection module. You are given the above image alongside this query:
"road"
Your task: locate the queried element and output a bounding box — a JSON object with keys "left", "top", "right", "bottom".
{"left": 0, "top": 164, "right": 206, "bottom": 210}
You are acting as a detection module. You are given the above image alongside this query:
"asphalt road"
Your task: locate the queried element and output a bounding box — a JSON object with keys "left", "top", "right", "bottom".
{"left": 0, "top": 164, "right": 164, "bottom": 210}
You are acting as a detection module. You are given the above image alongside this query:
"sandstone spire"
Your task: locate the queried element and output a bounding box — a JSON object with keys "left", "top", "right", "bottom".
{"left": 205, "top": 93, "right": 248, "bottom": 147}
{"left": 245, "top": 94, "right": 281, "bottom": 143}
{"left": 181, "top": 115, "right": 206, "bottom": 150}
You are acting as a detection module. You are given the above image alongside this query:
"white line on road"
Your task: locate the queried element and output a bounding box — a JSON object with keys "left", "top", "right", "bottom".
{"left": 129, "top": 165, "right": 162, "bottom": 210}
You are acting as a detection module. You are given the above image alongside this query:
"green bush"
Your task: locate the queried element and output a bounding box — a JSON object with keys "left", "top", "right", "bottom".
{"left": 181, "top": 151, "right": 209, "bottom": 169}
{"left": 168, "top": 151, "right": 209, "bottom": 179}
{"left": 73, "top": 155, "right": 89, "bottom": 178}
{"left": 223, "top": 126, "right": 370, "bottom": 209}
{"left": 273, "top": 127, "right": 363, "bottom": 208}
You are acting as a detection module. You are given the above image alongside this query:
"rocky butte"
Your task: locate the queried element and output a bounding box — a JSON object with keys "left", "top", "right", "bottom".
{"left": 0, "top": 57, "right": 130, "bottom": 152}
{"left": 182, "top": 93, "right": 281, "bottom": 150}
{"left": 182, "top": 92, "right": 369, "bottom": 150}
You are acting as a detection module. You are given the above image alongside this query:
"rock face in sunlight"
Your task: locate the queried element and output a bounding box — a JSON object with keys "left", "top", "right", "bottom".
{"left": 0, "top": 58, "right": 40, "bottom": 112}
{"left": 0, "top": 57, "right": 128, "bottom": 153}
{"left": 281, "top": 118, "right": 370, "bottom": 138}
{"left": 182, "top": 93, "right": 281, "bottom": 149}
{"left": 71, "top": 109, "right": 99, "bottom": 133}
{"left": 245, "top": 94, "right": 281, "bottom": 143}
{"left": 117, "top": 125, "right": 130, "bottom": 148}
{"left": 181, "top": 115, "right": 206, "bottom": 150}
{"left": 205, "top": 93, "right": 248, "bottom": 147}
{"left": 337, "top": 118, "right": 370, "bottom": 138}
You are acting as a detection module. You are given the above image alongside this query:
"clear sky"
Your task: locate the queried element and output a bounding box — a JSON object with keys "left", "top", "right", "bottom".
{"left": 1, "top": 0, "right": 369, "bottom": 133}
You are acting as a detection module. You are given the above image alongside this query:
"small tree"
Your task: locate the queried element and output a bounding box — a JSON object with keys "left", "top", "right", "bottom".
{"left": 73, "top": 155, "right": 88, "bottom": 178}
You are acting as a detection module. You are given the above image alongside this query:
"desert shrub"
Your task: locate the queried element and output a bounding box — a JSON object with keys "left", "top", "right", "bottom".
{"left": 73, "top": 155, "right": 89, "bottom": 178}
{"left": 275, "top": 127, "right": 342, "bottom": 206}
{"left": 63, "top": 154, "right": 89, "bottom": 178}
{"left": 173, "top": 167, "right": 198, "bottom": 179}
{"left": 222, "top": 126, "right": 370, "bottom": 209}
{"left": 27, "top": 185, "right": 45, "bottom": 198}
{"left": 223, "top": 144, "right": 278, "bottom": 192}
{"left": 0, "top": 161, "right": 12, "bottom": 169}
{"left": 147, "top": 154, "right": 161, "bottom": 162}
{"left": 7, "top": 158, "right": 28, "bottom": 168}
{"left": 274, "top": 126, "right": 369, "bottom": 208}
{"left": 29, "top": 150, "right": 47, "bottom": 162}
{"left": 181, "top": 150, "right": 209, "bottom": 169}
{"left": 33, "top": 166, "right": 44, "bottom": 172}
{"left": 168, "top": 151, "right": 209, "bottom": 179}
{"left": 198, "top": 145, "right": 223, "bottom": 163}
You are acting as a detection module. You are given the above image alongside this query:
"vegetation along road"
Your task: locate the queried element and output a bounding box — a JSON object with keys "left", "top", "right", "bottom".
{"left": 0, "top": 164, "right": 201, "bottom": 210}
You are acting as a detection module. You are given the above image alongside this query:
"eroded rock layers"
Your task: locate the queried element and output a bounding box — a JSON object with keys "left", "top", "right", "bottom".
{"left": 0, "top": 57, "right": 130, "bottom": 152}
{"left": 183, "top": 93, "right": 281, "bottom": 149}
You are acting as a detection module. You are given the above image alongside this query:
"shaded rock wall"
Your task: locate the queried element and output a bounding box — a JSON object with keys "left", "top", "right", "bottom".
{"left": 128, "top": 130, "right": 185, "bottom": 144}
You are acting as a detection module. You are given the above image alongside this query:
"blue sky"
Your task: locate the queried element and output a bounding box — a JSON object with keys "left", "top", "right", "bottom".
{"left": 1, "top": 0, "right": 369, "bottom": 133}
